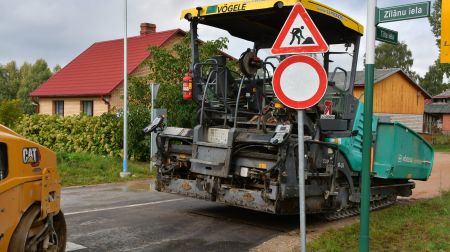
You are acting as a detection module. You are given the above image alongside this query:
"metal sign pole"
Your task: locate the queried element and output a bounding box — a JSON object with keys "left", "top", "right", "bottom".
{"left": 297, "top": 109, "right": 306, "bottom": 252}
{"left": 120, "top": 0, "right": 130, "bottom": 177}
{"left": 150, "top": 83, "right": 155, "bottom": 171}
{"left": 360, "top": 0, "right": 377, "bottom": 250}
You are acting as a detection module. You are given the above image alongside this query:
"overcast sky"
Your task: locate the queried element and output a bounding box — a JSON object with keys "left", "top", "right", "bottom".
{"left": 0, "top": 0, "right": 439, "bottom": 76}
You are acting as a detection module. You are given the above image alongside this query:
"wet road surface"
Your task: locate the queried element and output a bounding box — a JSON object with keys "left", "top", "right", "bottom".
{"left": 62, "top": 153, "right": 449, "bottom": 252}
{"left": 62, "top": 180, "right": 300, "bottom": 252}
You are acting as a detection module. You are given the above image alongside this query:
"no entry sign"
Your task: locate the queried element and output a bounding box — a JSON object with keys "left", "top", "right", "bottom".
{"left": 272, "top": 55, "right": 328, "bottom": 109}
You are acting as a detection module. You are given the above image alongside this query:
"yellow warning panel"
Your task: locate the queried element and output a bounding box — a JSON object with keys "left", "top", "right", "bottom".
{"left": 441, "top": 0, "right": 450, "bottom": 63}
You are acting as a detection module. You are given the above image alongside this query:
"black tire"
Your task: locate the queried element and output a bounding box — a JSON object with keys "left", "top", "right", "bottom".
{"left": 8, "top": 205, "right": 67, "bottom": 252}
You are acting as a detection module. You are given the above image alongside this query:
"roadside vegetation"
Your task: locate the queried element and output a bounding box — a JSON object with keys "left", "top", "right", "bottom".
{"left": 432, "top": 134, "right": 450, "bottom": 152}
{"left": 57, "top": 152, "right": 154, "bottom": 187}
{"left": 309, "top": 191, "right": 450, "bottom": 251}
{"left": 434, "top": 144, "right": 450, "bottom": 152}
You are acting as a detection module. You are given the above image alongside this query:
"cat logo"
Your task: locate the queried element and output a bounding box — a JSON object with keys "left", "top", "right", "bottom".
{"left": 22, "top": 147, "right": 40, "bottom": 165}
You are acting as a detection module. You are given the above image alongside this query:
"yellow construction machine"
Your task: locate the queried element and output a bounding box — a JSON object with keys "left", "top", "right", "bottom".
{"left": 0, "top": 125, "right": 66, "bottom": 251}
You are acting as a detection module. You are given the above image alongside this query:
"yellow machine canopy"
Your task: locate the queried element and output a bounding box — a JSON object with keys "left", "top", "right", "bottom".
{"left": 181, "top": 0, "right": 364, "bottom": 48}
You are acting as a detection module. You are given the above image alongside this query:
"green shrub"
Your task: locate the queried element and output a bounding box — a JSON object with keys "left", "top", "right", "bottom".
{"left": 14, "top": 113, "right": 123, "bottom": 157}
{"left": 0, "top": 99, "right": 23, "bottom": 127}
{"left": 127, "top": 103, "right": 151, "bottom": 161}
{"left": 432, "top": 133, "right": 450, "bottom": 145}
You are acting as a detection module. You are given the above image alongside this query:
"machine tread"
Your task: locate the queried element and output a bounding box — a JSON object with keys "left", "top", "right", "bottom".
{"left": 323, "top": 196, "right": 396, "bottom": 221}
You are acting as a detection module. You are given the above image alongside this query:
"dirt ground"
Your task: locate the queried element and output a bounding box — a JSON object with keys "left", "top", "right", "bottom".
{"left": 410, "top": 152, "right": 450, "bottom": 199}
{"left": 251, "top": 152, "right": 450, "bottom": 252}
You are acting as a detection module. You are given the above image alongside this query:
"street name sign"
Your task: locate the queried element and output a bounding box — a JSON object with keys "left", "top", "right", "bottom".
{"left": 271, "top": 3, "right": 328, "bottom": 54}
{"left": 376, "top": 26, "right": 398, "bottom": 44}
{"left": 377, "top": 1, "right": 431, "bottom": 23}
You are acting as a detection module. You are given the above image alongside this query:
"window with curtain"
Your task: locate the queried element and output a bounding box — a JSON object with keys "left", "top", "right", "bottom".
{"left": 82, "top": 100, "right": 93, "bottom": 116}
{"left": 54, "top": 101, "right": 64, "bottom": 116}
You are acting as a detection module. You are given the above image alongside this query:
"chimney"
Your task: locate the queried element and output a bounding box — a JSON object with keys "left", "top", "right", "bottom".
{"left": 140, "top": 23, "right": 156, "bottom": 35}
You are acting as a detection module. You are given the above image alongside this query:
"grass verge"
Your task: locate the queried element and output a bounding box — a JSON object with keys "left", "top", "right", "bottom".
{"left": 309, "top": 191, "right": 450, "bottom": 252}
{"left": 57, "top": 152, "right": 154, "bottom": 187}
{"left": 433, "top": 144, "right": 450, "bottom": 152}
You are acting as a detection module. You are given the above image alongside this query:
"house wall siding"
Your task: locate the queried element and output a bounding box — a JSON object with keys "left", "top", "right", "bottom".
{"left": 38, "top": 97, "right": 108, "bottom": 116}
{"left": 353, "top": 73, "right": 425, "bottom": 115}
{"left": 375, "top": 113, "right": 423, "bottom": 132}
{"left": 39, "top": 99, "right": 53, "bottom": 115}
{"left": 109, "top": 83, "right": 123, "bottom": 111}
{"left": 443, "top": 114, "right": 450, "bottom": 131}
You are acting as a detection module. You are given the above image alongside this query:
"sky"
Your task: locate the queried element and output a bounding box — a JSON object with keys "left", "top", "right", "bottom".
{"left": 0, "top": 0, "right": 439, "bottom": 76}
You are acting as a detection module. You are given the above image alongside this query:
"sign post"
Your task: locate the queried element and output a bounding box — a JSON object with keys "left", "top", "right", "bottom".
{"left": 272, "top": 54, "right": 328, "bottom": 252}
{"left": 120, "top": 0, "right": 130, "bottom": 178}
{"left": 270, "top": 4, "right": 329, "bottom": 252}
{"left": 360, "top": 1, "right": 376, "bottom": 251}
{"left": 360, "top": 2, "right": 432, "bottom": 250}
{"left": 150, "top": 83, "right": 160, "bottom": 171}
{"left": 297, "top": 109, "right": 306, "bottom": 251}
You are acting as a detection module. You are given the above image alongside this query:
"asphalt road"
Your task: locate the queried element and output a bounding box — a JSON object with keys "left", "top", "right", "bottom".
{"left": 62, "top": 181, "right": 299, "bottom": 252}
{"left": 62, "top": 153, "right": 450, "bottom": 252}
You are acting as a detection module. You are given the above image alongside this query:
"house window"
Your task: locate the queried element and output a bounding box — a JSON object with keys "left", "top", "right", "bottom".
{"left": 81, "top": 100, "right": 94, "bottom": 116}
{"left": 53, "top": 100, "right": 64, "bottom": 116}
{"left": 0, "top": 143, "right": 8, "bottom": 181}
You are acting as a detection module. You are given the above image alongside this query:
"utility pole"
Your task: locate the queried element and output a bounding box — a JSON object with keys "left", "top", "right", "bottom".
{"left": 121, "top": 0, "right": 130, "bottom": 178}
{"left": 360, "top": 0, "right": 377, "bottom": 250}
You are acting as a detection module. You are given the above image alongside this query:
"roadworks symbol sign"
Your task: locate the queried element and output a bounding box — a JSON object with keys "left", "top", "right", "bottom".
{"left": 271, "top": 3, "right": 329, "bottom": 55}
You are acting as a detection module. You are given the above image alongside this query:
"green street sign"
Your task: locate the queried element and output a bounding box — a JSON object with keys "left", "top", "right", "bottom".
{"left": 376, "top": 27, "right": 398, "bottom": 44}
{"left": 377, "top": 1, "right": 431, "bottom": 23}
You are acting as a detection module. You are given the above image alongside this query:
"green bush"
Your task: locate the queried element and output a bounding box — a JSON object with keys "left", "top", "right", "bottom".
{"left": 14, "top": 113, "right": 122, "bottom": 157}
{"left": 0, "top": 99, "right": 23, "bottom": 127}
{"left": 433, "top": 133, "right": 450, "bottom": 145}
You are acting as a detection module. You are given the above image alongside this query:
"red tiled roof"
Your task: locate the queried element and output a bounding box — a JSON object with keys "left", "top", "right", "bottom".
{"left": 31, "top": 29, "right": 184, "bottom": 97}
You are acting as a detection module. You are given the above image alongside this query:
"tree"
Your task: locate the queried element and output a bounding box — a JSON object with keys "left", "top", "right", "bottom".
{"left": 0, "top": 99, "right": 23, "bottom": 128}
{"left": 429, "top": 0, "right": 442, "bottom": 47}
{"left": 53, "top": 64, "right": 62, "bottom": 73}
{"left": 428, "top": 0, "right": 450, "bottom": 76}
{"left": 375, "top": 41, "right": 419, "bottom": 81}
{"left": 144, "top": 34, "right": 230, "bottom": 128}
{"left": 0, "top": 61, "right": 20, "bottom": 100}
{"left": 17, "top": 59, "right": 52, "bottom": 114}
{"left": 125, "top": 34, "right": 230, "bottom": 160}
{"left": 420, "top": 60, "right": 449, "bottom": 96}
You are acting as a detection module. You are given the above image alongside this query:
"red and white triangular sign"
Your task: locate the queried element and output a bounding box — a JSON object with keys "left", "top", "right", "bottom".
{"left": 271, "top": 4, "right": 329, "bottom": 55}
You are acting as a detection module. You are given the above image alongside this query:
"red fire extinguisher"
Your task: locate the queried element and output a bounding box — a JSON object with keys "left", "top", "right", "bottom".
{"left": 182, "top": 72, "right": 193, "bottom": 100}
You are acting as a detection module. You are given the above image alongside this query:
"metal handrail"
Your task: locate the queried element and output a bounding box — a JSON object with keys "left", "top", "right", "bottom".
{"left": 199, "top": 70, "right": 217, "bottom": 125}
{"left": 233, "top": 76, "right": 246, "bottom": 128}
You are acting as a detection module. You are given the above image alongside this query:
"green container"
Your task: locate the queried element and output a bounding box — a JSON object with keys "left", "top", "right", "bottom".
{"left": 373, "top": 122, "right": 434, "bottom": 180}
